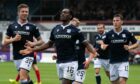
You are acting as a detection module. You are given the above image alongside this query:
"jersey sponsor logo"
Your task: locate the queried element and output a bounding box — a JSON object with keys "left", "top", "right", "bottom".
{"left": 55, "top": 35, "right": 72, "bottom": 39}
{"left": 14, "top": 31, "right": 30, "bottom": 35}
{"left": 111, "top": 39, "right": 127, "bottom": 43}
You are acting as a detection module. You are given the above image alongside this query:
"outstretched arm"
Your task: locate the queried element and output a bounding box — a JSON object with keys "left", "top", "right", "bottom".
{"left": 25, "top": 37, "right": 44, "bottom": 47}
{"left": 20, "top": 40, "right": 54, "bottom": 55}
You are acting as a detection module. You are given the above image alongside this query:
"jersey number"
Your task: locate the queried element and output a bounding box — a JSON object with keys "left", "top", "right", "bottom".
{"left": 77, "top": 71, "right": 85, "bottom": 79}
{"left": 25, "top": 57, "right": 33, "bottom": 67}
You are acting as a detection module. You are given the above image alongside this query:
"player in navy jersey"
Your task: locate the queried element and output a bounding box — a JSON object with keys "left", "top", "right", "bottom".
{"left": 101, "top": 14, "right": 139, "bottom": 84}
{"left": 70, "top": 18, "right": 97, "bottom": 84}
{"left": 93, "top": 23, "right": 110, "bottom": 84}
{"left": 3, "top": 4, "right": 43, "bottom": 84}
{"left": 20, "top": 8, "right": 96, "bottom": 84}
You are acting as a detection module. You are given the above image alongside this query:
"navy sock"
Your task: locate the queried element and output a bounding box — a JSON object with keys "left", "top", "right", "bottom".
{"left": 95, "top": 75, "right": 101, "bottom": 84}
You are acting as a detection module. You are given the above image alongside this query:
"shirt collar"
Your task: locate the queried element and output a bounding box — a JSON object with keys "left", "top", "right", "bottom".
{"left": 17, "top": 20, "right": 28, "bottom": 26}
{"left": 60, "top": 23, "right": 71, "bottom": 29}
{"left": 113, "top": 28, "right": 123, "bottom": 35}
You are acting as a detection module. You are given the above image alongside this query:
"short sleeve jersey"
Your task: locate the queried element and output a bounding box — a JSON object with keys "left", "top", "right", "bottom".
{"left": 6, "top": 21, "right": 40, "bottom": 60}
{"left": 50, "top": 24, "right": 85, "bottom": 63}
{"left": 104, "top": 29, "right": 137, "bottom": 63}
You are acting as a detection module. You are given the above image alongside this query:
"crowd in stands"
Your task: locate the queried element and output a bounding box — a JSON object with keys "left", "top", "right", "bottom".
{"left": 70, "top": 0, "right": 140, "bottom": 20}
{"left": 0, "top": 0, "right": 140, "bottom": 21}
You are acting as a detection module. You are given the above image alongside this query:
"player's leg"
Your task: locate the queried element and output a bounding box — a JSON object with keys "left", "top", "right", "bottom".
{"left": 9, "top": 60, "right": 21, "bottom": 84}
{"left": 62, "top": 78, "right": 72, "bottom": 84}
{"left": 32, "top": 58, "right": 41, "bottom": 84}
{"left": 63, "top": 61, "right": 78, "bottom": 84}
{"left": 19, "top": 57, "right": 34, "bottom": 84}
{"left": 105, "top": 71, "right": 110, "bottom": 78}
{"left": 93, "top": 58, "right": 101, "bottom": 84}
{"left": 16, "top": 73, "right": 20, "bottom": 82}
{"left": 118, "top": 62, "right": 129, "bottom": 84}
{"left": 110, "top": 63, "right": 119, "bottom": 84}
{"left": 101, "top": 59, "right": 110, "bottom": 78}
{"left": 119, "top": 77, "right": 127, "bottom": 84}
{"left": 56, "top": 63, "right": 72, "bottom": 84}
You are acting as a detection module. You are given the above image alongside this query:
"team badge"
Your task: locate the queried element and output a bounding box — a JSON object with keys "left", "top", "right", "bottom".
{"left": 26, "top": 26, "right": 29, "bottom": 30}
{"left": 67, "top": 29, "right": 71, "bottom": 33}
{"left": 15, "top": 26, "right": 17, "bottom": 28}
{"left": 112, "top": 34, "right": 114, "bottom": 37}
{"left": 57, "top": 29, "right": 59, "bottom": 32}
{"left": 102, "top": 35, "right": 106, "bottom": 39}
{"left": 122, "top": 34, "right": 126, "bottom": 38}
{"left": 96, "top": 37, "right": 98, "bottom": 39}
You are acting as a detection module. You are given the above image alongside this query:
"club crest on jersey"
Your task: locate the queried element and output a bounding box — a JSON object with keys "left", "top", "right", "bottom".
{"left": 26, "top": 26, "right": 29, "bottom": 30}
{"left": 102, "top": 35, "right": 106, "bottom": 39}
{"left": 96, "top": 37, "right": 98, "bottom": 39}
{"left": 112, "top": 34, "right": 114, "bottom": 38}
{"left": 15, "top": 26, "right": 17, "bottom": 28}
{"left": 67, "top": 29, "right": 71, "bottom": 33}
{"left": 122, "top": 34, "right": 126, "bottom": 38}
{"left": 57, "top": 29, "right": 59, "bottom": 32}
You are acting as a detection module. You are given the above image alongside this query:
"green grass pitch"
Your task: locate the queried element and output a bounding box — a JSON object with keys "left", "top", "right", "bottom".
{"left": 0, "top": 62, "right": 139, "bottom": 84}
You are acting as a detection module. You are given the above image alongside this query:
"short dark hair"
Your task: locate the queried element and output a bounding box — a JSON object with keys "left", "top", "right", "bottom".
{"left": 63, "top": 8, "right": 74, "bottom": 20}
{"left": 113, "top": 14, "right": 123, "bottom": 20}
{"left": 17, "top": 3, "right": 29, "bottom": 12}
{"left": 97, "top": 23, "right": 105, "bottom": 28}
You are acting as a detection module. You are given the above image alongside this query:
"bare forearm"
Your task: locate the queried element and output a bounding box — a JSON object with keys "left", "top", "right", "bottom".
{"left": 33, "top": 41, "right": 53, "bottom": 52}
{"left": 87, "top": 53, "right": 96, "bottom": 61}
{"left": 3, "top": 38, "right": 13, "bottom": 46}
{"left": 34, "top": 40, "right": 44, "bottom": 46}
{"left": 129, "top": 42, "right": 139, "bottom": 50}
{"left": 85, "top": 42, "right": 96, "bottom": 55}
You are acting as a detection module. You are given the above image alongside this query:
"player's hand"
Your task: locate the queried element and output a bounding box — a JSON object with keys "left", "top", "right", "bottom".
{"left": 52, "top": 55, "right": 57, "bottom": 60}
{"left": 97, "top": 40, "right": 104, "bottom": 45}
{"left": 25, "top": 40, "right": 35, "bottom": 47}
{"left": 12, "top": 33, "right": 21, "bottom": 42}
{"left": 124, "top": 45, "right": 130, "bottom": 50}
{"left": 19, "top": 46, "right": 33, "bottom": 55}
{"left": 83, "top": 60, "right": 90, "bottom": 69}
{"left": 101, "top": 44, "right": 108, "bottom": 50}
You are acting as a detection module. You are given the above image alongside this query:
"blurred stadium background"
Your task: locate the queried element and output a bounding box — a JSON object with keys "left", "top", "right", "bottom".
{"left": 0, "top": 0, "right": 140, "bottom": 84}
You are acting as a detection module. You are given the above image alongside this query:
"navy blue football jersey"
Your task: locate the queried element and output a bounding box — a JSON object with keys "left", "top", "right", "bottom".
{"left": 104, "top": 29, "right": 137, "bottom": 63}
{"left": 6, "top": 21, "right": 40, "bottom": 60}
{"left": 75, "top": 40, "right": 86, "bottom": 69}
{"left": 94, "top": 33, "right": 109, "bottom": 59}
{"left": 50, "top": 24, "right": 85, "bottom": 63}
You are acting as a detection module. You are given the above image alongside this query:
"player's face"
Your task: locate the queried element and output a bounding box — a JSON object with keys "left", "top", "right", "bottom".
{"left": 18, "top": 8, "right": 29, "bottom": 21}
{"left": 113, "top": 17, "right": 123, "bottom": 29}
{"left": 97, "top": 25, "right": 105, "bottom": 34}
{"left": 60, "top": 9, "right": 71, "bottom": 21}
